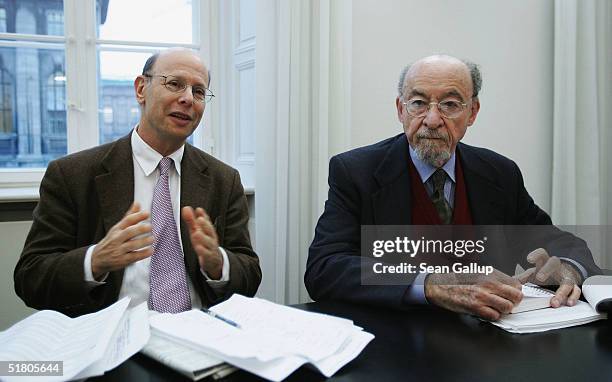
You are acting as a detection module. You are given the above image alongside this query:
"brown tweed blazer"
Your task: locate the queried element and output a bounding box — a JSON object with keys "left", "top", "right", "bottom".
{"left": 14, "top": 134, "right": 261, "bottom": 316}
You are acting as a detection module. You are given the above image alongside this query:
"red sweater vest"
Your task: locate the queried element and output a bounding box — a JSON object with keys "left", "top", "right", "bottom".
{"left": 408, "top": 154, "right": 473, "bottom": 225}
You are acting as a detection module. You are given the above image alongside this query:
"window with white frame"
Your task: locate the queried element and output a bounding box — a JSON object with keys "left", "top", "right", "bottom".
{"left": 96, "top": 0, "right": 197, "bottom": 145}
{"left": 217, "top": 0, "right": 255, "bottom": 189}
{"left": 0, "top": 0, "right": 66, "bottom": 169}
{"left": 0, "top": 0, "right": 255, "bottom": 193}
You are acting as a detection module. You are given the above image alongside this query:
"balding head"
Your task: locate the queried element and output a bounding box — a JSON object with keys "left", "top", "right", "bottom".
{"left": 142, "top": 49, "right": 210, "bottom": 87}
{"left": 398, "top": 55, "right": 481, "bottom": 100}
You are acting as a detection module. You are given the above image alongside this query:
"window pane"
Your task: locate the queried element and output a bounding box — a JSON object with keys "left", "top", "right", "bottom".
{"left": 97, "top": 0, "right": 194, "bottom": 44}
{"left": 0, "top": 0, "right": 64, "bottom": 36}
{"left": 98, "top": 50, "right": 196, "bottom": 146}
{"left": 0, "top": 8, "right": 7, "bottom": 33}
{"left": 98, "top": 50, "right": 148, "bottom": 144}
{"left": 0, "top": 46, "right": 66, "bottom": 168}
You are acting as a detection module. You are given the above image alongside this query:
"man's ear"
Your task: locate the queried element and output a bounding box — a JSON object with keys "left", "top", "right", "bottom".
{"left": 467, "top": 97, "right": 480, "bottom": 126}
{"left": 396, "top": 97, "right": 405, "bottom": 123}
{"left": 134, "top": 75, "right": 146, "bottom": 105}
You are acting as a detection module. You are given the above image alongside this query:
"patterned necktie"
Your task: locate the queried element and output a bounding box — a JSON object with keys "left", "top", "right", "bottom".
{"left": 430, "top": 169, "right": 453, "bottom": 224}
{"left": 148, "top": 157, "right": 192, "bottom": 313}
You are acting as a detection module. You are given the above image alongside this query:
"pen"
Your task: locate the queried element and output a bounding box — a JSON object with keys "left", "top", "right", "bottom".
{"left": 200, "top": 308, "right": 242, "bottom": 329}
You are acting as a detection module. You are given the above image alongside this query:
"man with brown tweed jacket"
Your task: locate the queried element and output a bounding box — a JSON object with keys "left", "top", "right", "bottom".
{"left": 14, "top": 49, "right": 261, "bottom": 316}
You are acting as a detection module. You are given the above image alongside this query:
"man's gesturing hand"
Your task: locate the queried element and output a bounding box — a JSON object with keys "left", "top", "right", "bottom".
{"left": 515, "top": 248, "right": 582, "bottom": 308}
{"left": 91, "top": 202, "right": 154, "bottom": 280}
{"left": 181, "top": 206, "right": 223, "bottom": 280}
{"left": 425, "top": 270, "right": 523, "bottom": 321}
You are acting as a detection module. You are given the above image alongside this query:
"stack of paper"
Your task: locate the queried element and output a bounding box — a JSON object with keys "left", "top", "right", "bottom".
{"left": 492, "top": 275, "right": 612, "bottom": 333}
{"left": 149, "top": 295, "right": 374, "bottom": 381}
{"left": 0, "top": 298, "right": 149, "bottom": 381}
{"left": 141, "top": 330, "right": 237, "bottom": 380}
{"left": 492, "top": 300, "right": 606, "bottom": 333}
{"left": 511, "top": 283, "right": 555, "bottom": 313}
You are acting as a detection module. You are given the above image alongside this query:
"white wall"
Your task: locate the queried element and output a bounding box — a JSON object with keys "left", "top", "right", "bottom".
{"left": 349, "top": 0, "right": 555, "bottom": 212}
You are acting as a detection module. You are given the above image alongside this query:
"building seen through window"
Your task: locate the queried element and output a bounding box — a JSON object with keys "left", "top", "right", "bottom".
{"left": 0, "top": 0, "right": 149, "bottom": 167}
{"left": 0, "top": 57, "right": 14, "bottom": 157}
{"left": 99, "top": 78, "right": 140, "bottom": 144}
{"left": 45, "top": 9, "right": 63, "bottom": 36}
{"left": 0, "top": 7, "right": 7, "bottom": 33}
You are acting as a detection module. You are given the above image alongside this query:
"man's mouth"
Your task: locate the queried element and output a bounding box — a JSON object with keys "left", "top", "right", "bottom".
{"left": 419, "top": 136, "right": 445, "bottom": 141}
{"left": 416, "top": 131, "right": 449, "bottom": 141}
{"left": 168, "top": 112, "right": 192, "bottom": 121}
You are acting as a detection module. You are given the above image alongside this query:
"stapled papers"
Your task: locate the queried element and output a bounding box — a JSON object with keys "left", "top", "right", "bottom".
{"left": 149, "top": 294, "right": 374, "bottom": 381}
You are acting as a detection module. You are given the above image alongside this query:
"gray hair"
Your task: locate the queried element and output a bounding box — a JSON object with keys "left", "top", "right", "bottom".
{"left": 397, "top": 58, "right": 482, "bottom": 99}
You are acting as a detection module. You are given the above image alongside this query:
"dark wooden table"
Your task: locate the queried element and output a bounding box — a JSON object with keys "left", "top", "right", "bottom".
{"left": 97, "top": 301, "right": 612, "bottom": 381}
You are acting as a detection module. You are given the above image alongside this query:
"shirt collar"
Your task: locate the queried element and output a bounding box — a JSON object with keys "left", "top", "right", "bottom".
{"left": 408, "top": 144, "right": 456, "bottom": 184}
{"left": 131, "top": 126, "right": 184, "bottom": 176}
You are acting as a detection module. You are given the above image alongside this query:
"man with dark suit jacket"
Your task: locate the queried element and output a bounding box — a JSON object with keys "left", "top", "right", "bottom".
{"left": 305, "top": 55, "right": 599, "bottom": 320}
{"left": 15, "top": 49, "right": 261, "bottom": 316}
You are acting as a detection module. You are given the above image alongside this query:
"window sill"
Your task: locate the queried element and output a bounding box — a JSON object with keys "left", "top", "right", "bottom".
{"left": 0, "top": 186, "right": 253, "bottom": 202}
{"left": 0, "top": 187, "right": 39, "bottom": 203}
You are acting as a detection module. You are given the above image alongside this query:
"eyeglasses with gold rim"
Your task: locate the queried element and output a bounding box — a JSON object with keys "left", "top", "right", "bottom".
{"left": 144, "top": 73, "right": 215, "bottom": 103}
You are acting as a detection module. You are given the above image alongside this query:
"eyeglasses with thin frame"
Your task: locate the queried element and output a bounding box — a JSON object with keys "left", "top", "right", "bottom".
{"left": 402, "top": 98, "right": 468, "bottom": 119}
{"left": 144, "top": 73, "right": 215, "bottom": 103}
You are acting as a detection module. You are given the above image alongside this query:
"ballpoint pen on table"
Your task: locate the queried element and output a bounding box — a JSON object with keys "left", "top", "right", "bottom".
{"left": 200, "top": 307, "right": 242, "bottom": 329}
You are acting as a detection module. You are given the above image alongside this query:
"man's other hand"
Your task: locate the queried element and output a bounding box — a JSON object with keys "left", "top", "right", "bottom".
{"left": 91, "top": 202, "right": 153, "bottom": 280}
{"left": 182, "top": 206, "right": 223, "bottom": 280}
{"left": 424, "top": 270, "right": 523, "bottom": 321}
{"left": 516, "top": 248, "right": 582, "bottom": 308}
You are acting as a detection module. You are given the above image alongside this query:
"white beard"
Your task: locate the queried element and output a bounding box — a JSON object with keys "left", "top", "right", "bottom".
{"left": 414, "top": 140, "right": 451, "bottom": 168}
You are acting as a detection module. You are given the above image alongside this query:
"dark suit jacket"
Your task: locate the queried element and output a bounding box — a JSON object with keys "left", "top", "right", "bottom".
{"left": 305, "top": 134, "right": 600, "bottom": 309}
{"left": 15, "top": 134, "right": 261, "bottom": 316}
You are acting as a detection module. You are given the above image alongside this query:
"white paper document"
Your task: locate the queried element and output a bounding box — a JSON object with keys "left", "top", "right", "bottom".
{"left": 149, "top": 295, "right": 374, "bottom": 381}
{"left": 491, "top": 276, "right": 612, "bottom": 333}
{"left": 493, "top": 300, "right": 605, "bottom": 333}
{"left": 74, "top": 302, "right": 150, "bottom": 378}
{"left": 0, "top": 298, "right": 150, "bottom": 381}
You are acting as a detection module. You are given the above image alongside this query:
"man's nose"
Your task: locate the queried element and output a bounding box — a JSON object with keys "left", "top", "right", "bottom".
{"left": 422, "top": 103, "right": 444, "bottom": 128}
{"left": 177, "top": 86, "right": 195, "bottom": 105}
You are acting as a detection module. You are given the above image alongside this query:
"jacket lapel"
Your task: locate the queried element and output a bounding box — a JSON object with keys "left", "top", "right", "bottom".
{"left": 95, "top": 135, "right": 135, "bottom": 234}
{"left": 457, "top": 143, "right": 506, "bottom": 224}
{"left": 94, "top": 134, "right": 135, "bottom": 298}
{"left": 179, "top": 144, "right": 211, "bottom": 279}
{"left": 372, "top": 135, "right": 412, "bottom": 225}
